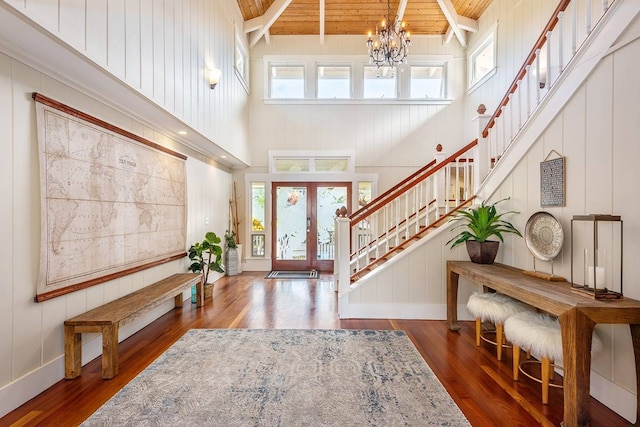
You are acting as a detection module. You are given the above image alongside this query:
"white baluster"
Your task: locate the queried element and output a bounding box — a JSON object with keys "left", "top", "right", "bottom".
{"left": 586, "top": 0, "right": 592, "bottom": 34}
{"left": 373, "top": 211, "right": 379, "bottom": 259}
{"left": 516, "top": 82, "right": 522, "bottom": 130}
{"left": 571, "top": 1, "right": 577, "bottom": 55}
{"left": 546, "top": 31, "right": 552, "bottom": 89}
{"left": 535, "top": 49, "right": 541, "bottom": 103}
{"left": 525, "top": 64, "right": 531, "bottom": 117}
{"left": 558, "top": 11, "right": 564, "bottom": 72}
{"left": 602, "top": 0, "right": 609, "bottom": 12}
{"left": 384, "top": 204, "right": 389, "bottom": 253}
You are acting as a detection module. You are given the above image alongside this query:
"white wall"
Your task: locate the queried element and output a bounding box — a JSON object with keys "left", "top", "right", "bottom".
{"left": 2, "top": 0, "right": 250, "bottom": 166}
{"left": 247, "top": 35, "right": 467, "bottom": 193}
{"left": 0, "top": 0, "right": 242, "bottom": 417}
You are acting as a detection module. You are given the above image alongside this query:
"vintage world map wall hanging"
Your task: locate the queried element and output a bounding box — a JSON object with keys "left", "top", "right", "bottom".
{"left": 33, "top": 93, "right": 187, "bottom": 301}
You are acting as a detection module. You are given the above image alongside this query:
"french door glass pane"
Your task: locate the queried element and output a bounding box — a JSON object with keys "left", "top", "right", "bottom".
{"left": 316, "top": 186, "right": 348, "bottom": 260}
{"left": 275, "top": 186, "right": 307, "bottom": 261}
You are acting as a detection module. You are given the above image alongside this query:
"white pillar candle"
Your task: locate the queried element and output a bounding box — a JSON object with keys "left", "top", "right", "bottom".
{"left": 586, "top": 265, "right": 605, "bottom": 287}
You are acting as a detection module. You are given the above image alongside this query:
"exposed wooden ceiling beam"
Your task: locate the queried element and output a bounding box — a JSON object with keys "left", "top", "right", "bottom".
{"left": 396, "top": 0, "right": 408, "bottom": 21}
{"left": 436, "top": 0, "right": 478, "bottom": 48}
{"left": 320, "top": 0, "right": 325, "bottom": 44}
{"left": 245, "top": 0, "right": 293, "bottom": 47}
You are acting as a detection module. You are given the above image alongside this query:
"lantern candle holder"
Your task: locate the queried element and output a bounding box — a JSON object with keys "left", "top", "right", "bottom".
{"left": 570, "top": 214, "right": 623, "bottom": 299}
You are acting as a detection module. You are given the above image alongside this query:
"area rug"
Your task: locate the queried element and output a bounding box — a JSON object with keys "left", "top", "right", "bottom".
{"left": 82, "top": 329, "right": 470, "bottom": 426}
{"left": 265, "top": 270, "right": 319, "bottom": 279}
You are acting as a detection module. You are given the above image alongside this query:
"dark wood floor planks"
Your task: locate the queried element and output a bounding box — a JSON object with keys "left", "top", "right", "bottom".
{"left": 0, "top": 272, "right": 630, "bottom": 427}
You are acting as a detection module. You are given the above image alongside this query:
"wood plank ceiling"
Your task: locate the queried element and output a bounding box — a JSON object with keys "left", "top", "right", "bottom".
{"left": 237, "top": 0, "right": 492, "bottom": 40}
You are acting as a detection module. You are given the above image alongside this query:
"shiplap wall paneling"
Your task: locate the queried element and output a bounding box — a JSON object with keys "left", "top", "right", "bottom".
{"left": 424, "top": 238, "right": 442, "bottom": 304}
{"left": 125, "top": 0, "right": 142, "bottom": 90}
{"left": 59, "top": 0, "right": 86, "bottom": 53}
{"left": 107, "top": 0, "right": 126, "bottom": 77}
{"left": 0, "top": 52, "right": 12, "bottom": 387}
{"left": 410, "top": 244, "right": 428, "bottom": 304}
{"left": 12, "top": 60, "right": 42, "bottom": 380}
{"left": 585, "top": 59, "right": 613, "bottom": 213}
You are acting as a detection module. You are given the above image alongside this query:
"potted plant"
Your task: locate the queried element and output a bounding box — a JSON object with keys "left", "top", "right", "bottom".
{"left": 446, "top": 198, "right": 522, "bottom": 264}
{"left": 224, "top": 229, "right": 240, "bottom": 276}
{"left": 188, "top": 231, "right": 224, "bottom": 299}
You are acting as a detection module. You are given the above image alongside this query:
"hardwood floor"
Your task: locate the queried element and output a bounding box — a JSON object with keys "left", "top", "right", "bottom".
{"left": 1, "top": 272, "right": 630, "bottom": 427}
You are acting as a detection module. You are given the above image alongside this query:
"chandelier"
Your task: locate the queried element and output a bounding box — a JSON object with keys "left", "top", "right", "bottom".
{"left": 366, "top": 0, "right": 411, "bottom": 68}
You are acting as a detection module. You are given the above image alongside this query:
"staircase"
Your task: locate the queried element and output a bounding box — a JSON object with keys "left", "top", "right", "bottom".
{"left": 334, "top": 0, "right": 639, "bottom": 319}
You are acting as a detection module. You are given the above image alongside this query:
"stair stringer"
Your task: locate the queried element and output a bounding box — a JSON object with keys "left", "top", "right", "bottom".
{"left": 337, "top": 0, "right": 640, "bottom": 321}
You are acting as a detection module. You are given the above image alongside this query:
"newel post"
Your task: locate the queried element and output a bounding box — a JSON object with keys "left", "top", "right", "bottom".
{"left": 434, "top": 144, "right": 447, "bottom": 212}
{"left": 334, "top": 215, "right": 351, "bottom": 298}
{"left": 473, "top": 104, "right": 491, "bottom": 193}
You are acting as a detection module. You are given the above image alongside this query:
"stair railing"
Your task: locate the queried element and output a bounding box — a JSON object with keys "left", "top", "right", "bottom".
{"left": 485, "top": 0, "right": 614, "bottom": 165}
{"left": 336, "top": 0, "right": 617, "bottom": 289}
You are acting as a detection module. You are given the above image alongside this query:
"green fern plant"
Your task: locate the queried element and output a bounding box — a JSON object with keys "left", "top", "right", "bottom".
{"left": 446, "top": 198, "right": 522, "bottom": 249}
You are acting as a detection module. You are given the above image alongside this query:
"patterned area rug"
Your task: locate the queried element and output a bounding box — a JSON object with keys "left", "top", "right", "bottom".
{"left": 265, "top": 270, "right": 319, "bottom": 279}
{"left": 82, "top": 329, "right": 470, "bottom": 426}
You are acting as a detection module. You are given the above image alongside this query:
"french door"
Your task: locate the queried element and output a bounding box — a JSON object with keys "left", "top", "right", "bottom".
{"left": 271, "top": 182, "right": 351, "bottom": 272}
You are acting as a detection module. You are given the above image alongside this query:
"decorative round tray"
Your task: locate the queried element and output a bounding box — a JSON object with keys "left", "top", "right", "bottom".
{"left": 524, "top": 212, "right": 564, "bottom": 261}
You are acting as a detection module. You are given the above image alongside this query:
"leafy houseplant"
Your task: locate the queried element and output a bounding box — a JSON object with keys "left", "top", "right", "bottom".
{"left": 446, "top": 198, "right": 522, "bottom": 264}
{"left": 188, "top": 232, "right": 224, "bottom": 288}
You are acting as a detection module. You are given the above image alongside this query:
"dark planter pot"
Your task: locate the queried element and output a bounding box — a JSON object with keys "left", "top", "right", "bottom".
{"left": 466, "top": 240, "right": 500, "bottom": 264}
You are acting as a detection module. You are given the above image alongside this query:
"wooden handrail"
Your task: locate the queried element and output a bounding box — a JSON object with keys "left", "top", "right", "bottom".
{"left": 350, "top": 138, "right": 478, "bottom": 225}
{"left": 350, "top": 158, "right": 437, "bottom": 219}
{"left": 482, "top": 0, "right": 572, "bottom": 138}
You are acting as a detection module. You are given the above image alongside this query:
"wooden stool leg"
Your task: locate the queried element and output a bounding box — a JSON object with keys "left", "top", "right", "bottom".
{"left": 475, "top": 318, "right": 482, "bottom": 347}
{"left": 541, "top": 357, "right": 551, "bottom": 404}
{"left": 496, "top": 323, "right": 504, "bottom": 361}
{"left": 512, "top": 344, "right": 520, "bottom": 381}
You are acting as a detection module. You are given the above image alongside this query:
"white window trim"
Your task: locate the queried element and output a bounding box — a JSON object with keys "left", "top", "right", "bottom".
{"left": 267, "top": 63, "right": 307, "bottom": 99}
{"left": 234, "top": 24, "right": 250, "bottom": 94}
{"left": 263, "top": 55, "right": 453, "bottom": 105}
{"left": 405, "top": 60, "right": 451, "bottom": 100}
{"left": 467, "top": 22, "right": 498, "bottom": 94}
{"left": 316, "top": 63, "right": 353, "bottom": 99}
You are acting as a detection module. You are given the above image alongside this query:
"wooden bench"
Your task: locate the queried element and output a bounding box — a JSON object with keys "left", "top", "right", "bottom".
{"left": 64, "top": 273, "right": 202, "bottom": 379}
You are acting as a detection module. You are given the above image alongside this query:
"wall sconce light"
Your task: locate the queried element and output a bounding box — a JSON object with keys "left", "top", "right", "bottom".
{"left": 208, "top": 68, "right": 222, "bottom": 89}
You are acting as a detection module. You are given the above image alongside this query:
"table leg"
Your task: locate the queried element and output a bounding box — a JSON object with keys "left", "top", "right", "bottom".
{"left": 447, "top": 265, "right": 461, "bottom": 331}
{"left": 559, "top": 308, "right": 595, "bottom": 427}
{"left": 64, "top": 325, "right": 82, "bottom": 379}
{"left": 629, "top": 324, "right": 640, "bottom": 426}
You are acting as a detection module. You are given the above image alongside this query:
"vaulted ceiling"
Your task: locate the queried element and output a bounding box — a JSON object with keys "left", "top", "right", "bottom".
{"left": 237, "top": 0, "right": 493, "bottom": 47}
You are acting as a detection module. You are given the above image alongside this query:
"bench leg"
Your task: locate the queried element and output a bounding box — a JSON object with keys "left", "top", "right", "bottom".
{"left": 101, "top": 324, "right": 119, "bottom": 379}
{"left": 64, "top": 325, "right": 82, "bottom": 379}
{"left": 175, "top": 293, "right": 183, "bottom": 307}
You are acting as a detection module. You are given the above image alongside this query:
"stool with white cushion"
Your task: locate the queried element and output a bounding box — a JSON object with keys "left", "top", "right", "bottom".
{"left": 504, "top": 310, "right": 603, "bottom": 404}
{"left": 466, "top": 292, "right": 532, "bottom": 361}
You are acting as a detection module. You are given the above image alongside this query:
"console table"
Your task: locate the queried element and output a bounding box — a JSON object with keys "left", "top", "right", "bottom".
{"left": 446, "top": 260, "right": 640, "bottom": 427}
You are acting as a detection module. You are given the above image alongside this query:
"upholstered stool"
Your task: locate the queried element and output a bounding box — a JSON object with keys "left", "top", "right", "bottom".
{"left": 504, "top": 310, "right": 603, "bottom": 404}
{"left": 466, "top": 292, "right": 532, "bottom": 361}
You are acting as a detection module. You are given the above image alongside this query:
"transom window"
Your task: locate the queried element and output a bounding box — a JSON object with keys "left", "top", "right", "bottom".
{"left": 265, "top": 56, "right": 452, "bottom": 103}
{"left": 363, "top": 66, "right": 397, "bottom": 99}
{"left": 270, "top": 65, "right": 305, "bottom": 99}
{"left": 317, "top": 65, "right": 352, "bottom": 99}
{"left": 410, "top": 65, "right": 446, "bottom": 99}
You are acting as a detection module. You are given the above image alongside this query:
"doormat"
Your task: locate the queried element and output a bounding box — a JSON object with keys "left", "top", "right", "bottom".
{"left": 265, "top": 270, "right": 319, "bottom": 279}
